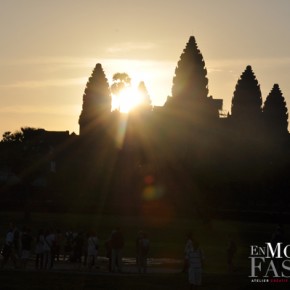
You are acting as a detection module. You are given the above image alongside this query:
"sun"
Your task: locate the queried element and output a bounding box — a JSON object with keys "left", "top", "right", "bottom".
{"left": 112, "top": 86, "right": 142, "bottom": 113}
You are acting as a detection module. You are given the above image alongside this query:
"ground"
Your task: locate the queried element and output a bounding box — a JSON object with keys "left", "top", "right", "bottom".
{"left": 0, "top": 211, "right": 288, "bottom": 289}
{"left": 0, "top": 268, "right": 261, "bottom": 290}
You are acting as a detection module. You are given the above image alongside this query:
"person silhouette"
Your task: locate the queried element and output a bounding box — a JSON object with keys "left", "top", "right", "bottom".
{"left": 111, "top": 227, "right": 124, "bottom": 273}
{"left": 226, "top": 236, "right": 237, "bottom": 273}
{"left": 136, "top": 231, "right": 150, "bottom": 273}
{"left": 186, "top": 239, "right": 204, "bottom": 290}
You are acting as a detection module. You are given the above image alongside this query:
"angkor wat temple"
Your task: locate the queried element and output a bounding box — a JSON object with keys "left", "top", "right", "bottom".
{"left": 75, "top": 36, "right": 290, "bottom": 216}
{"left": 1, "top": 36, "right": 289, "bottom": 217}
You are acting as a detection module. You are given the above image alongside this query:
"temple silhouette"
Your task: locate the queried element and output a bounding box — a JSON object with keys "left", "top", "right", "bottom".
{"left": 1, "top": 36, "right": 289, "bottom": 218}
{"left": 74, "top": 36, "right": 290, "bottom": 217}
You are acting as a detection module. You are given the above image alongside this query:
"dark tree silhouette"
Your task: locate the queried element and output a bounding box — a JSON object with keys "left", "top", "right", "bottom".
{"left": 1, "top": 128, "right": 37, "bottom": 177}
{"left": 0, "top": 127, "right": 48, "bottom": 221}
{"left": 263, "top": 84, "right": 288, "bottom": 136}
{"left": 1, "top": 127, "right": 42, "bottom": 144}
{"left": 231, "top": 65, "right": 262, "bottom": 121}
{"left": 79, "top": 63, "right": 111, "bottom": 136}
{"left": 2, "top": 131, "right": 24, "bottom": 143}
{"left": 137, "top": 81, "right": 152, "bottom": 110}
{"left": 111, "top": 72, "right": 131, "bottom": 96}
{"left": 171, "top": 36, "right": 208, "bottom": 104}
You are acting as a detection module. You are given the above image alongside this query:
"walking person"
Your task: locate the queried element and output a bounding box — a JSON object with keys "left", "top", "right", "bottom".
{"left": 186, "top": 239, "right": 204, "bottom": 290}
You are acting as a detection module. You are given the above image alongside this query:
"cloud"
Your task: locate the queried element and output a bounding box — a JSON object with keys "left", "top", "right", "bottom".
{"left": 0, "top": 104, "right": 80, "bottom": 116}
{"left": 100, "top": 58, "right": 175, "bottom": 76}
{"left": 0, "top": 77, "right": 88, "bottom": 89}
{"left": 0, "top": 56, "right": 99, "bottom": 88}
{"left": 207, "top": 68, "right": 223, "bottom": 73}
{"left": 207, "top": 57, "right": 290, "bottom": 71}
{"left": 0, "top": 56, "right": 98, "bottom": 68}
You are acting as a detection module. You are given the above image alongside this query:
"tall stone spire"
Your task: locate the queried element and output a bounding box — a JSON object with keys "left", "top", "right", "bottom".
{"left": 263, "top": 83, "right": 288, "bottom": 135}
{"left": 79, "top": 63, "right": 111, "bottom": 136}
{"left": 231, "top": 65, "right": 262, "bottom": 120}
{"left": 171, "top": 36, "right": 209, "bottom": 105}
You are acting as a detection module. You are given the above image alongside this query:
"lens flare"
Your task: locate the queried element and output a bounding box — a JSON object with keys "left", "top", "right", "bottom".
{"left": 111, "top": 86, "right": 143, "bottom": 113}
{"left": 116, "top": 114, "right": 128, "bottom": 149}
{"left": 142, "top": 185, "right": 164, "bottom": 201}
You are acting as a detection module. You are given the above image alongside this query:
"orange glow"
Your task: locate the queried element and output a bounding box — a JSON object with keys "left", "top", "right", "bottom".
{"left": 144, "top": 175, "right": 154, "bottom": 185}
{"left": 111, "top": 86, "right": 143, "bottom": 113}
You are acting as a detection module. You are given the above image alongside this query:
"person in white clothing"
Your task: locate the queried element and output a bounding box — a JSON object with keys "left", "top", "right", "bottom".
{"left": 87, "top": 231, "right": 98, "bottom": 270}
{"left": 183, "top": 233, "right": 193, "bottom": 272}
{"left": 0, "top": 223, "right": 18, "bottom": 269}
{"left": 186, "top": 239, "right": 204, "bottom": 289}
{"left": 43, "top": 229, "right": 56, "bottom": 270}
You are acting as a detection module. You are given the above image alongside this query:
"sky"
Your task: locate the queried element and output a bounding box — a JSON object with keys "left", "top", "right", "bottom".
{"left": 0, "top": 0, "right": 290, "bottom": 136}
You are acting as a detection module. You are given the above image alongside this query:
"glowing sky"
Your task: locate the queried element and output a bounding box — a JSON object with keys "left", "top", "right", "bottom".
{"left": 0, "top": 0, "right": 290, "bottom": 135}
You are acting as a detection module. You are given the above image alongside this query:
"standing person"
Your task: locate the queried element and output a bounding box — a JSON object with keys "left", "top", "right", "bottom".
{"left": 43, "top": 229, "right": 50, "bottom": 269}
{"left": 226, "top": 237, "right": 237, "bottom": 273}
{"left": 136, "top": 231, "right": 150, "bottom": 274}
{"left": 105, "top": 236, "right": 112, "bottom": 272}
{"left": 43, "top": 228, "right": 56, "bottom": 270}
{"left": 186, "top": 239, "right": 204, "bottom": 290}
{"left": 13, "top": 226, "right": 21, "bottom": 261}
{"left": 87, "top": 231, "right": 99, "bottom": 270}
{"left": 72, "top": 232, "right": 85, "bottom": 270}
{"left": 35, "top": 229, "right": 45, "bottom": 269}
{"left": 271, "top": 224, "right": 285, "bottom": 245}
{"left": 0, "top": 223, "right": 18, "bottom": 269}
{"left": 82, "top": 232, "right": 89, "bottom": 268}
{"left": 63, "top": 229, "right": 73, "bottom": 262}
{"left": 271, "top": 224, "right": 285, "bottom": 273}
{"left": 46, "top": 229, "right": 56, "bottom": 269}
{"left": 111, "top": 227, "right": 124, "bottom": 273}
{"left": 20, "top": 227, "right": 33, "bottom": 269}
{"left": 54, "top": 229, "right": 62, "bottom": 262}
{"left": 183, "top": 233, "right": 193, "bottom": 273}
{"left": 136, "top": 231, "right": 142, "bottom": 272}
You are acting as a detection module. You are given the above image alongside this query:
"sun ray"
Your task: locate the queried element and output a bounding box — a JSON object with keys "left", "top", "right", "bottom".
{"left": 111, "top": 86, "right": 142, "bottom": 113}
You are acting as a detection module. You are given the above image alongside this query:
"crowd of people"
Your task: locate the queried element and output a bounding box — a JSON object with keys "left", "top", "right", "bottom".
{"left": 0, "top": 222, "right": 247, "bottom": 289}
{"left": 0, "top": 223, "right": 150, "bottom": 274}
{"left": 0, "top": 223, "right": 96, "bottom": 270}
